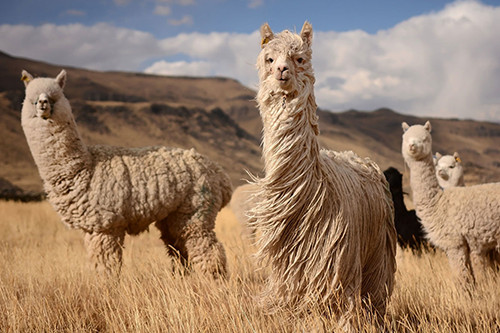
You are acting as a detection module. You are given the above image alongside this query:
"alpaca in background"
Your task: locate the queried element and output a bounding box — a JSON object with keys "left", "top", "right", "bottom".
{"left": 434, "top": 152, "right": 465, "bottom": 188}
{"left": 402, "top": 121, "right": 500, "bottom": 285}
{"left": 20, "top": 69, "right": 231, "bottom": 277}
{"left": 383, "top": 167, "right": 429, "bottom": 251}
{"left": 249, "top": 22, "right": 397, "bottom": 327}
{"left": 229, "top": 183, "right": 259, "bottom": 240}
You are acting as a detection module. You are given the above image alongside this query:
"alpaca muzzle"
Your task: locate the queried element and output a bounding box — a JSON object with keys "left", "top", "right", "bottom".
{"left": 35, "top": 93, "right": 54, "bottom": 119}
{"left": 438, "top": 169, "right": 449, "bottom": 180}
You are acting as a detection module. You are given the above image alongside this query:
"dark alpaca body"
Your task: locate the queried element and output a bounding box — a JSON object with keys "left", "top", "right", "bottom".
{"left": 384, "top": 167, "right": 430, "bottom": 251}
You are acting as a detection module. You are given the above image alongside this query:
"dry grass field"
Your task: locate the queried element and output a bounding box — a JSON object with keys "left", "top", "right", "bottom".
{"left": 1, "top": 200, "right": 499, "bottom": 332}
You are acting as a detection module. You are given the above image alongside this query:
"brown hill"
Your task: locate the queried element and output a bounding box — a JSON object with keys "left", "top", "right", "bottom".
{"left": 1, "top": 51, "right": 499, "bottom": 196}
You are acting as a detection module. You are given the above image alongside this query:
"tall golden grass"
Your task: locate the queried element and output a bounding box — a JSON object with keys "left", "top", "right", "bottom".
{"left": 1, "top": 200, "right": 499, "bottom": 332}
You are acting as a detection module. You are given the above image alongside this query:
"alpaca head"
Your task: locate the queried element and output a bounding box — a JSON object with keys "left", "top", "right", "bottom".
{"left": 434, "top": 152, "right": 464, "bottom": 187}
{"left": 21, "top": 69, "right": 69, "bottom": 123}
{"left": 401, "top": 121, "right": 433, "bottom": 162}
{"left": 257, "top": 21, "right": 314, "bottom": 96}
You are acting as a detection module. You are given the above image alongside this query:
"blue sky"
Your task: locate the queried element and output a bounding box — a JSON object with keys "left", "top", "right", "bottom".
{"left": 2, "top": 1, "right": 484, "bottom": 36}
{"left": 1, "top": 0, "right": 500, "bottom": 122}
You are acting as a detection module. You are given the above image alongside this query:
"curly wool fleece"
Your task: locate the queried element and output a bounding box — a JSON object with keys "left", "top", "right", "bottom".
{"left": 21, "top": 69, "right": 232, "bottom": 276}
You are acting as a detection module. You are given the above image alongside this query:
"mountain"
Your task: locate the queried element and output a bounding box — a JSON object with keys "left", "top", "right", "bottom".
{"left": 1, "top": 51, "right": 499, "bottom": 197}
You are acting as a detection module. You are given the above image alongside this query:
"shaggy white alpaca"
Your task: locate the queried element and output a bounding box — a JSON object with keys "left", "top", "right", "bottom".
{"left": 434, "top": 152, "right": 465, "bottom": 188}
{"left": 402, "top": 121, "right": 500, "bottom": 284}
{"left": 249, "top": 22, "right": 397, "bottom": 325}
{"left": 20, "top": 69, "right": 232, "bottom": 277}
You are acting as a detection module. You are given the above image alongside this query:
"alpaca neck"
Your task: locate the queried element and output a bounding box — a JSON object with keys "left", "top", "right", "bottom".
{"left": 23, "top": 106, "right": 90, "bottom": 195}
{"left": 259, "top": 89, "right": 321, "bottom": 187}
{"left": 392, "top": 188, "right": 409, "bottom": 215}
{"left": 408, "top": 155, "right": 442, "bottom": 211}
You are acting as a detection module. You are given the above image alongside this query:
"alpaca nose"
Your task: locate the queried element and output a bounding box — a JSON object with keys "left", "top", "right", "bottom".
{"left": 277, "top": 64, "right": 288, "bottom": 73}
{"left": 438, "top": 169, "right": 448, "bottom": 179}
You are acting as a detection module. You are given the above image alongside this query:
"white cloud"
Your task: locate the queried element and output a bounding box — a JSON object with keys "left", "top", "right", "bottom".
{"left": 144, "top": 60, "right": 212, "bottom": 76}
{"left": 0, "top": 23, "right": 165, "bottom": 71}
{"left": 312, "top": 1, "right": 500, "bottom": 122}
{"left": 154, "top": 5, "right": 171, "bottom": 16}
{"left": 155, "top": 31, "right": 260, "bottom": 86}
{"left": 0, "top": 0, "right": 499, "bottom": 122}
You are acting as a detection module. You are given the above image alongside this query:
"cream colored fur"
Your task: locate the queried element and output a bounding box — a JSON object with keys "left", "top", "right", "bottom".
{"left": 20, "top": 70, "right": 231, "bottom": 277}
{"left": 249, "top": 22, "right": 397, "bottom": 326}
{"left": 434, "top": 152, "right": 465, "bottom": 188}
{"left": 402, "top": 121, "right": 500, "bottom": 285}
{"left": 229, "top": 183, "right": 259, "bottom": 240}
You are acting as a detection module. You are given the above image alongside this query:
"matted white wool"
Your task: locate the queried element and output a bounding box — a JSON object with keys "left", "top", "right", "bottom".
{"left": 20, "top": 69, "right": 232, "bottom": 278}
{"left": 249, "top": 22, "right": 397, "bottom": 325}
{"left": 402, "top": 121, "right": 500, "bottom": 285}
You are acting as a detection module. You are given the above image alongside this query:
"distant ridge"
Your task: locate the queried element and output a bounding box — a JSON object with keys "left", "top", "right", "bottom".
{"left": 1, "top": 50, "right": 499, "bottom": 195}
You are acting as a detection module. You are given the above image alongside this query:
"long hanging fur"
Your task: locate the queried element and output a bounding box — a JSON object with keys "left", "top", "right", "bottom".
{"left": 249, "top": 22, "right": 397, "bottom": 323}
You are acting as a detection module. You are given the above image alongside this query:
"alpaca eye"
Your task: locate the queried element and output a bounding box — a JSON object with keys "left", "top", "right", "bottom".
{"left": 267, "top": 57, "right": 274, "bottom": 63}
{"left": 297, "top": 57, "right": 304, "bottom": 64}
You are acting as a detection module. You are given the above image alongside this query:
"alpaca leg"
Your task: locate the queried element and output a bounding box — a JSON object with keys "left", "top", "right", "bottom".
{"left": 83, "top": 230, "right": 125, "bottom": 276}
{"left": 155, "top": 217, "right": 190, "bottom": 271}
{"left": 182, "top": 216, "right": 227, "bottom": 278}
{"left": 337, "top": 287, "right": 362, "bottom": 333}
{"left": 470, "top": 249, "right": 487, "bottom": 281}
{"left": 446, "top": 246, "right": 475, "bottom": 286}
{"left": 156, "top": 213, "right": 227, "bottom": 278}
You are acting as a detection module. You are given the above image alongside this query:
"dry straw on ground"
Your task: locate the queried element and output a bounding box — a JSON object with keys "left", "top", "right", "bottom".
{"left": 1, "top": 200, "right": 499, "bottom": 332}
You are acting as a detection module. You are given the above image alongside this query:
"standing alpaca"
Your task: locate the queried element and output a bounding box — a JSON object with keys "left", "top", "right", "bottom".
{"left": 434, "top": 152, "right": 465, "bottom": 188}
{"left": 20, "top": 69, "right": 231, "bottom": 277}
{"left": 249, "top": 22, "right": 397, "bottom": 325}
{"left": 383, "top": 167, "right": 429, "bottom": 251}
{"left": 402, "top": 121, "right": 500, "bottom": 284}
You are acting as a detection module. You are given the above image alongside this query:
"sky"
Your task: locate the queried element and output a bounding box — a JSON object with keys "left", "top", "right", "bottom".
{"left": 1, "top": 0, "right": 500, "bottom": 123}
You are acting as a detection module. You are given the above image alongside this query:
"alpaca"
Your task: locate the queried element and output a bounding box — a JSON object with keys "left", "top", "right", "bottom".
{"left": 229, "top": 183, "right": 259, "bottom": 240}
{"left": 20, "top": 69, "right": 232, "bottom": 277}
{"left": 434, "top": 152, "right": 465, "bottom": 188}
{"left": 383, "top": 167, "right": 429, "bottom": 251}
{"left": 249, "top": 22, "right": 397, "bottom": 325}
{"left": 401, "top": 121, "right": 500, "bottom": 284}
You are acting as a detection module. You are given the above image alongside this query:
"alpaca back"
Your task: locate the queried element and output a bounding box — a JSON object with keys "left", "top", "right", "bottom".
{"left": 424, "top": 182, "right": 500, "bottom": 246}
{"left": 52, "top": 145, "right": 232, "bottom": 233}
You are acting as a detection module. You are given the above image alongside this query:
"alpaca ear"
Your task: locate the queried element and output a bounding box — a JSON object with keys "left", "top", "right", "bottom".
{"left": 424, "top": 121, "right": 432, "bottom": 133}
{"left": 55, "top": 70, "right": 67, "bottom": 89}
{"left": 454, "top": 152, "right": 461, "bottom": 163}
{"left": 260, "top": 23, "right": 274, "bottom": 48}
{"left": 21, "top": 70, "right": 33, "bottom": 87}
{"left": 401, "top": 122, "right": 410, "bottom": 132}
{"left": 300, "top": 21, "right": 313, "bottom": 47}
{"left": 434, "top": 152, "right": 441, "bottom": 165}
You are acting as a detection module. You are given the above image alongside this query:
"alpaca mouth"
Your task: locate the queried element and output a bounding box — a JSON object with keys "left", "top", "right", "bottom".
{"left": 438, "top": 170, "right": 449, "bottom": 180}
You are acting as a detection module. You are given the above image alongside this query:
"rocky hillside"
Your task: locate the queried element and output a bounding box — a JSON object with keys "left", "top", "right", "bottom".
{"left": 1, "top": 50, "right": 499, "bottom": 198}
